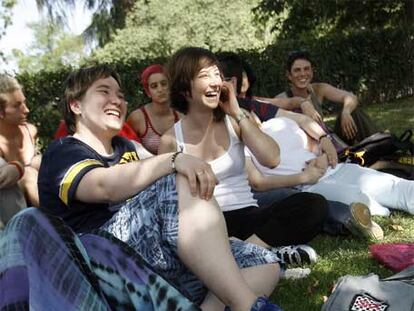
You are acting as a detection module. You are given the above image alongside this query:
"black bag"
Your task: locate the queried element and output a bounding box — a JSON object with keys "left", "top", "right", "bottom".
{"left": 339, "top": 129, "right": 413, "bottom": 168}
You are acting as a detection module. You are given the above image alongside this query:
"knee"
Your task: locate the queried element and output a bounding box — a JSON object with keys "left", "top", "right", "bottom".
{"left": 308, "top": 193, "right": 329, "bottom": 221}
{"left": 297, "top": 192, "right": 329, "bottom": 222}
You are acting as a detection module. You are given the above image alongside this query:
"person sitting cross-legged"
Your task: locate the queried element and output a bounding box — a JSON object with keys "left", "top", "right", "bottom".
{"left": 160, "top": 47, "right": 329, "bottom": 269}
{"left": 36, "top": 65, "right": 284, "bottom": 311}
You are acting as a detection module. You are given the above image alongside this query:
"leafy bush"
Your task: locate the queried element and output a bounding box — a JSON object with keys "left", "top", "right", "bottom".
{"left": 17, "top": 27, "right": 412, "bottom": 151}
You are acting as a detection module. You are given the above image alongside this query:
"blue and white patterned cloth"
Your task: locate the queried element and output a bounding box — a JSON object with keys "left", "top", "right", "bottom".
{"left": 102, "top": 174, "right": 280, "bottom": 304}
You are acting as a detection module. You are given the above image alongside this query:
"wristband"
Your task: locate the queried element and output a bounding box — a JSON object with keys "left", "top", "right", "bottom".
{"left": 9, "top": 161, "right": 24, "bottom": 180}
{"left": 235, "top": 111, "right": 248, "bottom": 124}
{"left": 319, "top": 134, "right": 330, "bottom": 142}
{"left": 171, "top": 151, "right": 182, "bottom": 173}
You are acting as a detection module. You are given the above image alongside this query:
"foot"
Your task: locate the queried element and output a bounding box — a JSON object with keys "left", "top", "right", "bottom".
{"left": 346, "top": 202, "right": 384, "bottom": 240}
{"left": 270, "top": 245, "right": 317, "bottom": 266}
{"left": 224, "top": 296, "right": 284, "bottom": 311}
{"left": 250, "top": 296, "right": 284, "bottom": 311}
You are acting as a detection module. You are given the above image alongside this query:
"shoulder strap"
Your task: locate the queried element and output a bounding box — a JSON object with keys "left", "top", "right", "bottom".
{"left": 173, "top": 121, "right": 186, "bottom": 152}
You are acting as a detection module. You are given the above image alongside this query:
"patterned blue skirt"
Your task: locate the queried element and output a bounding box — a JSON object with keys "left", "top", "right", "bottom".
{"left": 101, "top": 174, "right": 279, "bottom": 304}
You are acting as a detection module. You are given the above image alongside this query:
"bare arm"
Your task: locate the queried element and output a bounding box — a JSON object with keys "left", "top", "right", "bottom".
{"left": 315, "top": 83, "right": 358, "bottom": 140}
{"left": 220, "top": 82, "right": 280, "bottom": 168}
{"left": 254, "top": 96, "right": 308, "bottom": 110}
{"left": 126, "top": 109, "right": 146, "bottom": 137}
{"left": 276, "top": 108, "right": 325, "bottom": 140}
{"left": 245, "top": 157, "right": 324, "bottom": 191}
{"left": 76, "top": 148, "right": 218, "bottom": 203}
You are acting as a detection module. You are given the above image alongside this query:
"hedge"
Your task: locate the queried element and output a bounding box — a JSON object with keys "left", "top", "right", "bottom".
{"left": 17, "top": 26, "right": 413, "bottom": 150}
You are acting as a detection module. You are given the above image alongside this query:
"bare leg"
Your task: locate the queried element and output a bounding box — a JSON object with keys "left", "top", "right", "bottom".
{"left": 176, "top": 175, "right": 280, "bottom": 311}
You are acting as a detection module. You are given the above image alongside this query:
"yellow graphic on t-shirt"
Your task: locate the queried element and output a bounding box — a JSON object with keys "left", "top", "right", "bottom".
{"left": 59, "top": 159, "right": 103, "bottom": 205}
{"left": 119, "top": 151, "right": 139, "bottom": 164}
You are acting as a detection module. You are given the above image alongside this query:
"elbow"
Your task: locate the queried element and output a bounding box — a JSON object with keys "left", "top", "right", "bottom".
{"left": 248, "top": 177, "right": 267, "bottom": 192}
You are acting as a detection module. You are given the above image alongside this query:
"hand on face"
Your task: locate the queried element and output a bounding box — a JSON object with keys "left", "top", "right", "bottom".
{"left": 218, "top": 81, "right": 241, "bottom": 117}
{"left": 174, "top": 152, "right": 218, "bottom": 200}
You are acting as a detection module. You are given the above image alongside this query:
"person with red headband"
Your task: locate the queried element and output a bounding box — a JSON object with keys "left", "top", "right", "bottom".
{"left": 127, "top": 64, "right": 181, "bottom": 155}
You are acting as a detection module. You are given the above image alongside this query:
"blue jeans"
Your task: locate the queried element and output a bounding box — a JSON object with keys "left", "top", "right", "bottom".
{"left": 253, "top": 188, "right": 351, "bottom": 236}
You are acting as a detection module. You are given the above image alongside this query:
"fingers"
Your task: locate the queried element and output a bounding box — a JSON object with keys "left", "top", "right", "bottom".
{"left": 342, "top": 116, "right": 357, "bottom": 140}
{"left": 314, "top": 112, "right": 323, "bottom": 124}
{"left": 187, "top": 171, "right": 198, "bottom": 197}
{"left": 195, "top": 168, "right": 217, "bottom": 200}
{"left": 326, "top": 151, "right": 338, "bottom": 168}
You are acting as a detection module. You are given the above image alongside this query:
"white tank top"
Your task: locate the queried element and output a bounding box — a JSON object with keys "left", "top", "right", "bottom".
{"left": 245, "top": 117, "right": 337, "bottom": 184}
{"left": 174, "top": 115, "right": 257, "bottom": 211}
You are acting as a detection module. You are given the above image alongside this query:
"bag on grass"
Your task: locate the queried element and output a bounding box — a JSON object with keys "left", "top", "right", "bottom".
{"left": 370, "top": 243, "right": 414, "bottom": 273}
{"left": 339, "top": 129, "right": 413, "bottom": 167}
{"left": 321, "top": 265, "right": 414, "bottom": 311}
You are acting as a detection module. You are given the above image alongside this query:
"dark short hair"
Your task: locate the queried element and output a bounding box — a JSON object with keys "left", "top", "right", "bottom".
{"left": 216, "top": 51, "right": 243, "bottom": 95}
{"left": 167, "top": 46, "right": 224, "bottom": 121}
{"left": 241, "top": 59, "right": 256, "bottom": 98}
{"left": 61, "top": 65, "right": 122, "bottom": 134}
{"left": 286, "top": 49, "right": 314, "bottom": 72}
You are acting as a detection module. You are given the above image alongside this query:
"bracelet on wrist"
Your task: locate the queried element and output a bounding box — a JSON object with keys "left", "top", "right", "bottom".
{"left": 319, "top": 134, "right": 330, "bottom": 142}
{"left": 9, "top": 161, "right": 24, "bottom": 180}
{"left": 171, "top": 151, "right": 182, "bottom": 173}
{"left": 235, "top": 111, "right": 248, "bottom": 124}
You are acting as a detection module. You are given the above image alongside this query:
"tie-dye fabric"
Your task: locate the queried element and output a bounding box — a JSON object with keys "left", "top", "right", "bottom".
{"left": 0, "top": 208, "right": 199, "bottom": 311}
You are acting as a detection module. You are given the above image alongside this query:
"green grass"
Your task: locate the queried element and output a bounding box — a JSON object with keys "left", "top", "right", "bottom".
{"left": 271, "top": 96, "right": 414, "bottom": 311}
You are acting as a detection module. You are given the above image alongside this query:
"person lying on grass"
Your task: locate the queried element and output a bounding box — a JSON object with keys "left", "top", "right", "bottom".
{"left": 245, "top": 116, "right": 414, "bottom": 218}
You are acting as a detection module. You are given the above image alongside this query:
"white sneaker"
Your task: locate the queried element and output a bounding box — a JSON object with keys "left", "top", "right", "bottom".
{"left": 271, "top": 245, "right": 317, "bottom": 266}
{"left": 282, "top": 268, "right": 311, "bottom": 280}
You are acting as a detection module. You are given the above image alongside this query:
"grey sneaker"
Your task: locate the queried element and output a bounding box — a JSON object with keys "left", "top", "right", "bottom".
{"left": 346, "top": 202, "right": 384, "bottom": 240}
{"left": 271, "top": 245, "right": 317, "bottom": 266}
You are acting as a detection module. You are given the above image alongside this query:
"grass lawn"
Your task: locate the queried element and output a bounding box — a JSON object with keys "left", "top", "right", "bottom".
{"left": 271, "top": 96, "right": 414, "bottom": 311}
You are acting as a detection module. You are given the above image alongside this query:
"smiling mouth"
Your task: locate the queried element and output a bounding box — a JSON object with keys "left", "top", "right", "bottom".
{"left": 104, "top": 109, "right": 121, "bottom": 118}
{"left": 205, "top": 91, "right": 219, "bottom": 98}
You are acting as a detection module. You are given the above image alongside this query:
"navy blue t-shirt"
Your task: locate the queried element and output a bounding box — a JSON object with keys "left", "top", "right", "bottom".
{"left": 38, "top": 136, "right": 139, "bottom": 233}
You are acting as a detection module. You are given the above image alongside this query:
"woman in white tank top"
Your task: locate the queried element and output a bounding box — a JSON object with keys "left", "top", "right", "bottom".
{"left": 159, "top": 47, "right": 330, "bottom": 254}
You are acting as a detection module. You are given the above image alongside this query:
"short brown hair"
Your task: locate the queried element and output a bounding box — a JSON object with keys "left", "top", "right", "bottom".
{"left": 167, "top": 46, "right": 224, "bottom": 121}
{"left": 0, "top": 74, "right": 21, "bottom": 111}
{"left": 62, "top": 65, "right": 122, "bottom": 134}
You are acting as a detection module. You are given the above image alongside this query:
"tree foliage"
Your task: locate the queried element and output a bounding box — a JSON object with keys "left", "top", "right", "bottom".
{"left": 35, "top": 0, "right": 135, "bottom": 46}
{"left": 11, "top": 18, "right": 85, "bottom": 73}
{"left": 254, "top": 0, "right": 414, "bottom": 39}
{"left": 0, "top": 0, "right": 17, "bottom": 63}
{"left": 93, "top": 0, "right": 275, "bottom": 63}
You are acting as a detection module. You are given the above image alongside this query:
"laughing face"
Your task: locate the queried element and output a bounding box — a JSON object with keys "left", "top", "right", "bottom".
{"left": 71, "top": 76, "right": 126, "bottom": 136}
{"left": 288, "top": 58, "right": 314, "bottom": 90}
{"left": 0, "top": 89, "right": 29, "bottom": 126}
{"left": 188, "top": 64, "right": 222, "bottom": 110}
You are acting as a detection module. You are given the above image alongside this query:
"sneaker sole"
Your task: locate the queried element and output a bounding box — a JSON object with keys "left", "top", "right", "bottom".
{"left": 348, "top": 202, "right": 384, "bottom": 240}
